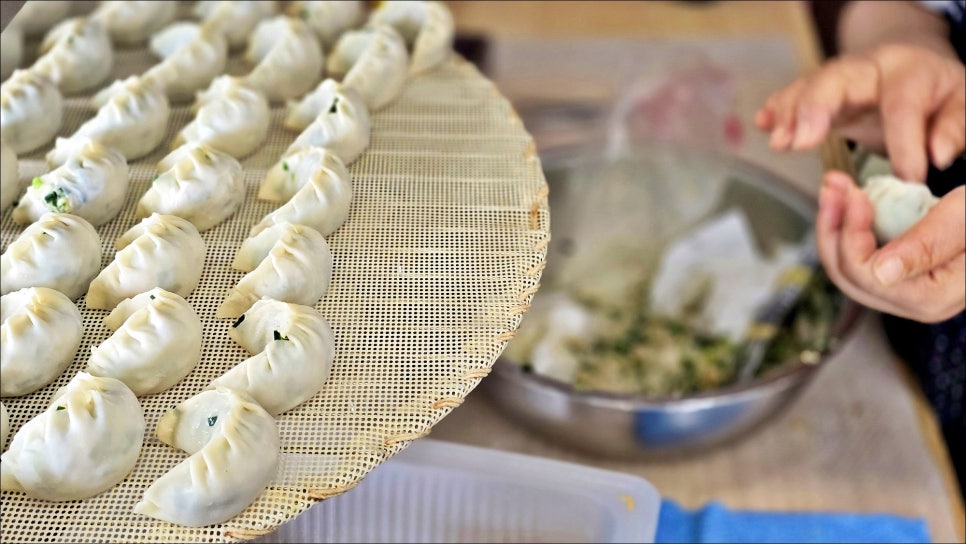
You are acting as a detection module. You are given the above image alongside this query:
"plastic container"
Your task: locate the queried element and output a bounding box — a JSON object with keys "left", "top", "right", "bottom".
{"left": 254, "top": 439, "right": 660, "bottom": 543}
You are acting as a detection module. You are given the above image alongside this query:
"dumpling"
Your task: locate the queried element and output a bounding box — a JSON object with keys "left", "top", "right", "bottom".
{"left": 260, "top": 147, "right": 354, "bottom": 206}
{"left": 211, "top": 298, "right": 335, "bottom": 415}
{"left": 1, "top": 139, "right": 21, "bottom": 213}
{"left": 137, "top": 143, "right": 244, "bottom": 232}
{"left": 13, "top": 138, "right": 129, "bottom": 227}
{"left": 10, "top": 1, "right": 72, "bottom": 37}
{"left": 0, "top": 69, "right": 65, "bottom": 154}
{"left": 249, "top": 153, "right": 352, "bottom": 238}
{"left": 91, "top": 0, "right": 178, "bottom": 46}
{"left": 168, "top": 75, "right": 270, "bottom": 161}
{"left": 143, "top": 22, "right": 229, "bottom": 103}
{"left": 194, "top": 0, "right": 277, "bottom": 50}
{"left": 242, "top": 16, "right": 324, "bottom": 104}
{"left": 1, "top": 402, "right": 8, "bottom": 451}
{"left": 1, "top": 213, "right": 101, "bottom": 300}
{"left": 217, "top": 223, "right": 332, "bottom": 318}
{"left": 87, "top": 213, "right": 206, "bottom": 310}
{"left": 87, "top": 288, "right": 201, "bottom": 396}
{"left": 31, "top": 17, "right": 113, "bottom": 94}
{"left": 327, "top": 24, "right": 409, "bottom": 111}
{"left": 1, "top": 22, "right": 23, "bottom": 81}
{"left": 134, "top": 387, "right": 279, "bottom": 527}
{"left": 369, "top": 0, "right": 454, "bottom": 74}
{"left": 278, "top": 83, "right": 370, "bottom": 172}
{"left": 0, "top": 372, "right": 144, "bottom": 501}
{"left": 287, "top": 0, "right": 364, "bottom": 47}
{"left": 0, "top": 287, "right": 83, "bottom": 397}
{"left": 863, "top": 175, "right": 941, "bottom": 243}
{"left": 47, "top": 75, "right": 170, "bottom": 163}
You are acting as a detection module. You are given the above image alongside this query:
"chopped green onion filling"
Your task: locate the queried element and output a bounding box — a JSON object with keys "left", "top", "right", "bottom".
{"left": 328, "top": 97, "right": 339, "bottom": 114}
{"left": 207, "top": 415, "right": 218, "bottom": 427}
{"left": 273, "top": 330, "right": 289, "bottom": 341}
{"left": 43, "top": 188, "right": 72, "bottom": 213}
{"left": 282, "top": 161, "right": 289, "bottom": 171}
{"left": 232, "top": 314, "right": 245, "bottom": 328}
{"left": 56, "top": 405, "right": 66, "bottom": 411}
{"left": 149, "top": 294, "right": 156, "bottom": 300}
{"left": 32, "top": 177, "right": 43, "bottom": 189}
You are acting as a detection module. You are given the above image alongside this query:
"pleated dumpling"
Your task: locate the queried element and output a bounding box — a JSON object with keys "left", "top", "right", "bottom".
{"left": 1, "top": 213, "right": 101, "bottom": 300}
{"left": 194, "top": 0, "right": 277, "bottom": 50}
{"left": 0, "top": 287, "right": 83, "bottom": 397}
{"left": 217, "top": 223, "right": 332, "bottom": 318}
{"left": 169, "top": 75, "right": 270, "bottom": 161}
{"left": 87, "top": 213, "right": 206, "bottom": 311}
{"left": 47, "top": 75, "right": 170, "bottom": 164}
{"left": 0, "top": 372, "right": 144, "bottom": 501}
{"left": 143, "top": 22, "right": 229, "bottom": 103}
{"left": 13, "top": 139, "right": 129, "bottom": 227}
{"left": 91, "top": 0, "right": 178, "bottom": 46}
{"left": 0, "top": 139, "right": 21, "bottom": 213}
{"left": 863, "top": 175, "right": 941, "bottom": 243}
{"left": 134, "top": 387, "right": 279, "bottom": 527}
{"left": 242, "top": 16, "right": 324, "bottom": 104}
{"left": 250, "top": 152, "right": 352, "bottom": 237}
{"left": 212, "top": 298, "right": 335, "bottom": 415}
{"left": 369, "top": 0, "right": 454, "bottom": 74}
{"left": 87, "top": 288, "right": 202, "bottom": 396}
{"left": 289, "top": 0, "right": 364, "bottom": 46}
{"left": 0, "top": 69, "right": 65, "bottom": 154}
{"left": 278, "top": 79, "right": 371, "bottom": 169}
{"left": 1, "top": 22, "right": 23, "bottom": 81}
{"left": 31, "top": 17, "right": 113, "bottom": 94}
{"left": 327, "top": 24, "right": 409, "bottom": 111}
{"left": 138, "top": 143, "right": 244, "bottom": 233}
{"left": 11, "top": 1, "right": 72, "bottom": 37}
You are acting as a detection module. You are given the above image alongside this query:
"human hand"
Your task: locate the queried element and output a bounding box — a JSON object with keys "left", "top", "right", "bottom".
{"left": 816, "top": 170, "right": 965, "bottom": 322}
{"left": 755, "top": 43, "right": 965, "bottom": 182}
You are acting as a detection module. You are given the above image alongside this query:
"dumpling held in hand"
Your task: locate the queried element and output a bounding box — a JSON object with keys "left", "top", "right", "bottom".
{"left": 863, "top": 174, "right": 940, "bottom": 243}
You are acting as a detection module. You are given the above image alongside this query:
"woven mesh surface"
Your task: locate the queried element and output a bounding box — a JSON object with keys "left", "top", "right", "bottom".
{"left": 1, "top": 38, "right": 549, "bottom": 543}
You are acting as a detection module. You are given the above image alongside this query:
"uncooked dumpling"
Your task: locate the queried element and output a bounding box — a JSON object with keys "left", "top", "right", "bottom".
{"left": 249, "top": 152, "right": 352, "bottom": 237}
{"left": 0, "top": 69, "right": 65, "bottom": 154}
{"left": 137, "top": 143, "right": 244, "bottom": 232}
{"left": 1, "top": 287, "right": 83, "bottom": 397}
{"left": 47, "top": 75, "right": 170, "bottom": 163}
{"left": 0, "top": 372, "right": 144, "bottom": 501}
{"left": 87, "top": 288, "right": 202, "bottom": 396}
{"left": 217, "top": 223, "right": 333, "bottom": 318}
{"left": 144, "top": 22, "right": 229, "bottom": 103}
{"left": 211, "top": 298, "right": 335, "bottom": 415}
{"left": 327, "top": 24, "right": 409, "bottom": 111}
{"left": 31, "top": 17, "right": 113, "bottom": 94}
{"left": 863, "top": 175, "right": 940, "bottom": 243}
{"left": 1, "top": 213, "right": 102, "bottom": 300}
{"left": 13, "top": 138, "right": 130, "bottom": 227}
{"left": 242, "top": 16, "right": 324, "bottom": 104}
{"left": 134, "top": 387, "right": 279, "bottom": 527}
{"left": 194, "top": 0, "right": 277, "bottom": 50}
{"left": 286, "top": 0, "right": 364, "bottom": 47}
{"left": 92, "top": 0, "right": 178, "bottom": 46}
{"left": 369, "top": 0, "right": 454, "bottom": 74}
{"left": 168, "top": 75, "right": 270, "bottom": 161}
{"left": 87, "top": 213, "right": 206, "bottom": 310}
{"left": 0, "top": 139, "right": 21, "bottom": 213}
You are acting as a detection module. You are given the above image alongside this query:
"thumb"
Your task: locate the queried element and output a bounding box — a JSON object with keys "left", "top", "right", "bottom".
{"left": 872, "top": 186, "right": 966, "bottom": 285}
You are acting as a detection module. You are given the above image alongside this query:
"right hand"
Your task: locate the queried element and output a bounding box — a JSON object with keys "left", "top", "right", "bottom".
{"left": 755, "top": 43, "right": 965, "bottom": 182}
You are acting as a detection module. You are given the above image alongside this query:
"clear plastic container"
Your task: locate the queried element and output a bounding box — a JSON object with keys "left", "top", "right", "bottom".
{"left": 254, "top": 439, "right": 660, "bottom": 543}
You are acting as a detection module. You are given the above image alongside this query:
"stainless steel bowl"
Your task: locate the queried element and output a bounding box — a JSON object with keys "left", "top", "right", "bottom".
{"left": 483, "top": 142, "right": 863, "bottom": 458}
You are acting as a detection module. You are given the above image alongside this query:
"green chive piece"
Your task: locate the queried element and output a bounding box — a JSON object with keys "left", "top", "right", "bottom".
{"left": 207, "top": 415, "right": 218, "bottom": 427}
{"left": 232, "top": 314, "right": 245, "bottom": 328}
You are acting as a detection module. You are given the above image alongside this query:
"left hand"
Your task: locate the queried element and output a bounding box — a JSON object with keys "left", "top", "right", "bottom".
{"left": 817, "top": 170, "right": 965, "bottom": 322}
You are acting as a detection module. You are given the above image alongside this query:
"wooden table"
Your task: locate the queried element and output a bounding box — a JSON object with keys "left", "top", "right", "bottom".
{"left": 434, "top": 2, "right": 965, "bottom": 542}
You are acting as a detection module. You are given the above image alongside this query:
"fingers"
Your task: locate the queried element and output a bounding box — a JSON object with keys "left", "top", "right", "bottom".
{"left": 928, "top": 90, "right": 966, "bottom": 169}
{"left": 879, "top": 83, "right": 930, "bottom": 182}
{"left": 872, "top": 186, "right": 966, "bottom": 284}
{"left": 788, "top": 57, "right": 879, "bottom": 150}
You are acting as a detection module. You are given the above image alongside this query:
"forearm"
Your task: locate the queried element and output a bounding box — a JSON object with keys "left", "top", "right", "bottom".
{"left": 838, "top": 1, "right": 957, "bottom": 59}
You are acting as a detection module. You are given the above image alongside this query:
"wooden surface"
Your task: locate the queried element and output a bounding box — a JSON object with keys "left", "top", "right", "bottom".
{"left": 436, "top": 2, "right": 966, "bottom": 542}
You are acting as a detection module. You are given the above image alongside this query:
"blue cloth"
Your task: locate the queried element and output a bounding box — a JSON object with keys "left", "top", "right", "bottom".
{"left": 655, "top": 499, "right": 931, "bottom": 544}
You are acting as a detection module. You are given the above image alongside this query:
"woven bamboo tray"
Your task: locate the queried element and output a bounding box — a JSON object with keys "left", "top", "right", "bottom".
{"left": 0, "top": 29, "right": 549, "bottom": 543}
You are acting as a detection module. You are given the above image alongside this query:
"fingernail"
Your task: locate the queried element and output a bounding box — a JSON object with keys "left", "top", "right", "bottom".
{"left": 874, "top": 256, "right": 905, "bottom": 285}
{"left": 933, "top": 140, "right": 955, "bottom": 170}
